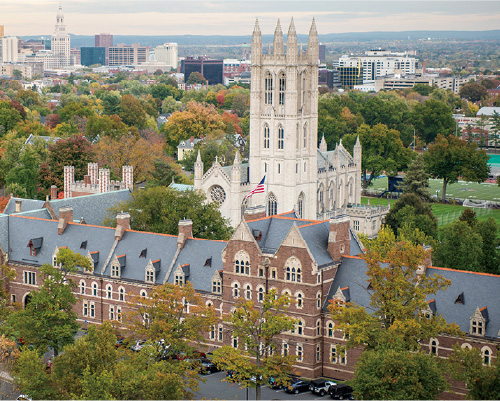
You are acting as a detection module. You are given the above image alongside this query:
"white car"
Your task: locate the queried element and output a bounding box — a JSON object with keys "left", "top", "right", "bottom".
{"left": 310, "top": 379, "right": 337, "bottom": 396}
{"left": 130, "top": 340, "right": 146, "bottom": 352}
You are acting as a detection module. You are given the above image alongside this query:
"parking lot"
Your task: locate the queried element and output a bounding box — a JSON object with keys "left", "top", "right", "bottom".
{"left": 194, "top": 371, "right": 332, "bottom": 400}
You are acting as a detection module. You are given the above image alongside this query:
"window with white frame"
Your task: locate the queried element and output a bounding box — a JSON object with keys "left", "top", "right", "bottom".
{"left": 303, "top": 124, "right": 307, "bottom": 149}
{"left": 430, "top": 338, "right": 438, "bottom": 355}
{"left": 296, "top": 292, "right": 304, "bottom": 309}
{"left": 218, "top": 325, "right": 223, "bottom": 342}
{"left": 140, "top": 290, "right": 148, "bottom": 298}
{"left": 90, "top": 302, "right": 95, "bottom": 317}
{"left": 232, "top": 282, "right": 240, "bottom": 298}
{"left": 92, "top": 282, "right": 98, "bottom": 297}
{"left": 23, "top": 271, "right": 36, "bottom": 285}
{"left": 174, "top": 271, "right": 185, "bottom": 286}
{"left": 353, "top": 220, "right": 360, "bottom": 231}
{"left": 278, "top": 125, "right": 284, "bottom": 150}
{"left": 316, "top": 320, "right": 321, "bottom": 336}
{"left": 471, "top": 318, "right": 484, "bottom": 336}
{"left": 245, "top": 284, "right": 252, "bottom": 300}
{"left": 258, "top": 287, "right": 264, "bottom": 302}
{"left": 145, "top": 269, "right": 155, "bottom": 283}
{"left": 119, "top": 287, "right": 125, "bottom": 302}
{"left": 285, "top": 257, "right": 302, "bottom": 282}
{"left": 265, "top": 71, "right": 273, "bottom": 105}
{"left": 234, "top": 251, "right": 250, "bottom": 275}
{"left": 297, "top": 319, "right": 304, "bottom": 335}
{"left": 482, "top": 347, "right": 491, "bottom": 365}
{"left": 232, "top": 337, "right": 238, "bottom": 349}
{"left": 210, "top": 325, "right": 215, "bottom": 340}
{"left": 278, "top": 72, "right": 286, "bottom": 105}
{"left": 83, "top": 301, "right": 88, "bottom": 316}
{"left": 212, "top": 278, "right": 222, "bottom": 294}
{"left": 316, "top": 291, "right": 322, "bottom": 309}
{"left": 117, "top": 306, "right": 122, "bottom": 322}
{"left": 296, "top": 344, "right": 303, "bottom": 362}
{"left": 283, "top": 341, "right": 289, "bottom": 357}
{"left": 330, "top": 345, "right": 337, "bottom": 363}
{"left": 461, "top": 343, "right": 472, "bottom": 350}
{"left": 110, "top": 306, "right": 115, "bottom": 320}
{"left": 80, "top": 280, "right": 86, "bottom": 295}
{"left": 316, "top": 345, "right": 321, "bottom": 362}
{"left": 327, "top": 321, "right": 334, "bottom": 337}
{"left": 106, "top": 284, "right": 112, "bottom": 299}
{"left": 264, "top": 124, "right": 270, "bottom": 149}
{"left": 111, "top": 263, "right": 120, "bottom": 278}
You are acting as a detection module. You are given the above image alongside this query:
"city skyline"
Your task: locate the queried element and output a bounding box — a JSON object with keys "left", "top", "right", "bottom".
{"left": 1, "top": 1, "right": 499, "bottom": 37}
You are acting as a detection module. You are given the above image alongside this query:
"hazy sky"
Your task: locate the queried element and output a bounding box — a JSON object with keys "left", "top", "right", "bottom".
{"left": 2, "top": 1, "right": 500, "bottom": 37}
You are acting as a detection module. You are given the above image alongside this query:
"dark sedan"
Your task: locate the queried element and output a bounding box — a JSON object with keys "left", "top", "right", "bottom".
{"left": 284, "top": 380, "right": 310, "bottom": 394}
{"left": 199, "top": 358, "right": 219, "bottom": 374}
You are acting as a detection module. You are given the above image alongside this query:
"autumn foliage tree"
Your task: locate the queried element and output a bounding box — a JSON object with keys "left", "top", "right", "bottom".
{"left": 212, "top": 289, "right": 297, "bottom": 400}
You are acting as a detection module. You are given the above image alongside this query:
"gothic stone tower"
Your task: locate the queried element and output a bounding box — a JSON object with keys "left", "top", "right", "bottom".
{"left": 248, "top": 19, "right": 319, "bottom": 219}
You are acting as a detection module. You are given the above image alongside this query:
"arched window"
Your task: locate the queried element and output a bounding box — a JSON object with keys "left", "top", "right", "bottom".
{"left": 106, "top": 284, "right": 113, "bottom": 299}
{"left": 316, "top": 320, "right": 321, "bottom": 336}
{"left": 316, "top": 291, "right": 322, "bottom": 309}
{"left": 92, "top": 282, "right": 98, "bottom": 297}
{"left": 329, "top": 181, "right": 335, "bottom": 210}
{"left": 296, "top": 344, "right": 303, "bottom": 362}
{"left": 327, "top": 321, "right": 334, "bottom": 337}
{"left": 278, "top": 72, "right": 286, "bottom": 105}
{"left": 264, "top": 124, "right": 270, "bottom": 149}
{"left": 245, "top": 284, "right": 252, "bottom": 300}
{"left": 303, "top": 124, "right": 307, "bottom": 149}
{"left": 430, "top": 338, "right": 438, "bottom": 355}
{"left": 278, "top": 125, "right": 284, "bottom": 150}
{"left": 233, "top": 282, "right": 240, "bottom": 298}
{"left": 258, "top": 287, "right": 264, "bottom": 302}
{"left": 295, "top": 292, "right": 304, "bottom": 309}
{"left": 265, "top": 71, "right": 273, "bottom": 105}
{"left": 297, "top": 319, "right": 304, "bottom": 335}
{"left": 318, "top": 184, "right": 325, "bottom": 213}
{"left": 297, "top": 193, "right": 305, "bottom": 219}
{"left": 461, "top": 343, "right": 472, "bottom": 350}
{"left": 234, "top": 251, "right": 250, "bottom": 275}
{"left": 268, "top": 193, "right": 278, "bottom": 216}
{"left": 80, "top": 280, "right": 86, "bottom": 295}
{"left": 301, "top": 73, "right": 306, "bottom": 107}
{"left": 482, "top": 347, "right": 491, "bottom": 365}
{"left": 119, "top": 287, "right": 125, "bottom": 302}
{"left": 140, "top": 290, "right": 147, "bottom": 298}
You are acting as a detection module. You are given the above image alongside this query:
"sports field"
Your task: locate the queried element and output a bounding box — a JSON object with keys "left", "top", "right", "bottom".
{"left": 360, "top": 196, "right": 500, "bottom": 229}
{"left": 367, "top": 177, "right": 500, "bottom": 202}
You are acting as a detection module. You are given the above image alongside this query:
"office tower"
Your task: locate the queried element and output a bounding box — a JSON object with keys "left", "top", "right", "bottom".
{"left": 95, "top": 33, "right": 113, "bottom": 65}
{"left": 51, "top": 4, "right": 71, "bottom": 68}
{"left": 81, "top": 47, "right": 105, "bottom": 66}
{"left": 0, "top": 36, "right": 19, "bottom": 62}
{"left": 155, "top": 43, "right": 178, "bottom": 69}
{"left": 108, "top": 44, "right": 149, "bottom": 66}
{"left": 182, "top": 57, "right": 223, "bottom": 85}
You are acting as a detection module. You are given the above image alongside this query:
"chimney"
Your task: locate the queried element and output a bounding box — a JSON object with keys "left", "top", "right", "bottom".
{"left": 15, "top": 199, "right": 22, "bottom": 213}
{"left": 177, "top": 219, "right": 193, "bottom": 249}
{"left": 417, "top": 245, "right": 432, "bottom": 276}
{"left": 115, "top": 212, "right": 130, "bottom": 241}
{"left": 50, "top": 185, "right": 57, "bottom": 200}
{"left": 327, "top": 210, "right": 351, "bottom": 261}
{"left": 244, "top": 205, "right": 266, "bottom": 222}
{"left": 58, "top": 206, "right": 73, "bottom": 235}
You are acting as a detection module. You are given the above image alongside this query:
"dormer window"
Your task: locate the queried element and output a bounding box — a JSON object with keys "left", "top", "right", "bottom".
{"left": 174, "top": 264, "right": 189, "bottom": 287}
{"left": 111, "top": 264, "right": 120, "bottom": 278}
{"left": 27, "top": 237, "right": 43, "bottom": 257}
{"left": 145, "top": 259, "right": 160, "bottom": 284}
{"left": 146, "top": 270, "right": 155, "bottom": 283}
{"left": 234, "top": 251, "right": 250, "bottom": 275}
{"left": 111, "top": 254, "right": 126, "bottom": 278}
{"left": 212, "top": 271, "right": 222, "bottom": 294}
{"left": 470, "top": 306, "right": 488, "bottom": 337}
{"left": 285, "top": 257, "right": 302, "bottom": 282}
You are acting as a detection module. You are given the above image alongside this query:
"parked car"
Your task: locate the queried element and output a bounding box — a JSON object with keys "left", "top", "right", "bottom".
{"left": 199, "top": 358, "right": 219, "bottom": 374}
{"left": 130, "top": 340, "right": 146, "bottom": 352}
{"left": 177, "top": 350, "right": 206, "bottom": 360}
{"left": 16, "top": 395, "right": 32, "bottom": 401}
{"left": 268, "top": 373, "right": 299, "bottom": 389}
{"left": 328, "top": 383, "right": 354, "bottom": 400}
{"left": 310, "top": 379, "right": 337, "bottom": 396}
{"left": 284, "top": 379, "right": 310, "bottom": 394}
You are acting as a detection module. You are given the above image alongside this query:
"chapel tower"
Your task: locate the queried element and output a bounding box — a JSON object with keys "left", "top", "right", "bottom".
{"left": 248, "top": 19, "right": 319, "bottom": 219}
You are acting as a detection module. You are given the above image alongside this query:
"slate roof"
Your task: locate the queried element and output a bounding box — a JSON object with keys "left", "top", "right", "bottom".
{"left": 246, "top": 213, "right": 362, "bottom": 266}
{"left": 317, "top": 143, "right": 354, "bottom": 171}
{"left": 168, "top": 183, "right": 194, "bottom": 192}
{"left": 325, "top": 256, "right": 500, "bottom": 339}
{"left": 3, "top": 198, "right": 45, "bottom": 215}
{"left": 221, "top": 162, "right": 250, "bottom": 183}
{"left": 0, "top": 215, "right": 8, "bottom": 253}
{"left": 49, "top": 190, "right": 131, "bottom": 226}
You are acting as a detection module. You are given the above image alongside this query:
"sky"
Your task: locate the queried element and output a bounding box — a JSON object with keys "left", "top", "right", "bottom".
{"left": 1, "top": 1, "right": 500, "bottom": 37}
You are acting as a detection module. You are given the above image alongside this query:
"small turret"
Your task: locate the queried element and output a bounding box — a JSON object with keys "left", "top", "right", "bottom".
{"left": 286, "top": 18, "right": 298, "bottom": 61}
{"left": 319, "top": 133, "right": 327, "bottom": 152}
{"left": 307, "top": 18, "right": 319, "bottom": 63}
{"left": 194, "top": 150, "right": 204, "bottom": 190}
{"left": 273, "top": 19, "right": 284, "bottom": 56}
{"left": 231, "top": 151, "right": 241, "bottom": 183}
{"left": 251, "top": 19, "right": 262, "bottom": 64}
{"left": 354, "top": 135, "right": 361, "bottom": 164}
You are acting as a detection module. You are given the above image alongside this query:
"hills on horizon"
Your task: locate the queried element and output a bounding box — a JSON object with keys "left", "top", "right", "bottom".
{"left": 19, "top": 30, "right": 500, "bottom": 48}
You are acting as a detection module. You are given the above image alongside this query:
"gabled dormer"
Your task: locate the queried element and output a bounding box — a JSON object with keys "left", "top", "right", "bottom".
{"left": 423, "top": 299, "right": 436, "bottom": 319}
{"left": 52, "top": 246, "right": 66, "bottom": 268}
{"left": 333, "top": 286, "right": 350, "bottom": 304}
{"left": 174, "top": 264, "right": 190, "bottom": 286}
{"left": 211, "top": 270, "right": 222, "bottom": 295}
{"left": 111, "top": 254, "right": 126, "bottom": 279}
{"left": 145, "top": 259, "right": 161, "bottom": 284}
{"left": 87, "top": 251, "right": 99, "bottom": 271}
{"left": 27, "top": 237, "right": 43, "bottom": 257}
{"left": 470, "top": 306, "right": 489, "bottom": 337}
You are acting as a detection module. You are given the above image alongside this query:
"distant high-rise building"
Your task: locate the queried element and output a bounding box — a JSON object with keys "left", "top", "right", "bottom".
{"left": 81, "top": 47, "right": 105, "bottom": 66}
{"left": 108, "top": 44, "right": 149, "bottom": 66}
{"left": 0, "top": 26, "right": 4, "bottom": 38}
{"left": 182, "top": 57, "right": 223, "bottom": 85}
{"left": 0, "top": 36, "right": 19, "bottom": 63}
{"left": 95, "top": 33, "right": 113, "bottom": 65}
{"left": 50, "top": 4, "right": 71, "bottom": 68}
{"left": 338, "top": 66, "right": 363, "bottom": 89}
{"left": 154, "top": 43, "right": 178, "bottom": 69}
{"left": 319, "top": 44, "right": 326, "bottom": 63}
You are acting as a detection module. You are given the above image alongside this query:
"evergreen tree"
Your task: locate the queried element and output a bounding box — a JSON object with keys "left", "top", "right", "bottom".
{"left": 398, "top": 154, "right": 431, "bottom": 201}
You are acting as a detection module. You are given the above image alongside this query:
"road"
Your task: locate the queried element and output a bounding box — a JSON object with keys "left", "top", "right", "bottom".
{"left": 195, "top": 371, "right": 329, "bottom": 400}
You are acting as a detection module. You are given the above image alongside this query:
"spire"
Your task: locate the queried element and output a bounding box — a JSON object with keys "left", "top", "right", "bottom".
{"left": 355, "top": 135, "right": 360, "bottom": 147}
{"left": 196, "top": 150, "right": 202, "bottom": 163}
{"left": 251, "top": 18, "right": 262, "bottom": 63}
{"left": 308, "top": 18, "right": 319, "bottom": 62}
{"left": 319, "top": 133, "right": 327, "bottom": 152}
{"left": 286, "top": 17, "right": 298, "bottom": 59}
{"left": 273, "top": 19, "right": 284, "bottom": 55}
{"left": 233, "top": 150, "right": 241, "bottom": 165}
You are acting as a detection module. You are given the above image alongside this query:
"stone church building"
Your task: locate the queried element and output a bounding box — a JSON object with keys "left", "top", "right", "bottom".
{"left": 193, "top": 19, "right": 362, "bottom": 226}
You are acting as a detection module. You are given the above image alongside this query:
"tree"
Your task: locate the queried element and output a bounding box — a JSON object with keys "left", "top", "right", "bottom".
{"left": 95, "top": 132, "right": 168, "bottom": 184}
{"left": 424, "top": 134, "right": 490, "bottom": 202}
{"left": 474, "top": 218, "right": 500, "bottom": 274}
{"left": 57, "top": 101, "right": 94, "bottom": 123}
{"left": 100, "top": 91, "right": 121, "bottom": 115}
{"left": 490, "top": 111, "right": 500, "bottom": 150}
{"left": 411, "top": 99, "right": 455, "bottom": 144}
{"left": 459, "top": 82, "right": 488, "bottom": 102}
{"left": 85, "top": 113, "right": 130, "bottom": 142}
{"left": 329, "top": 228, "right": 460, "bottom": 399}
{"left": 212, "top": 289, "right": 297, "bottom": 400}
{"left": 384, "top": 193, "right": 437, "bottom": 239}
{"left": 186, "top": 71, "right": 206, "bottom": 85}
{"left": 5, "top": 145, "right": 44, "bottom": 199}
{"left": 0, "top": 100, "right": 22, "bottom": 137}
{"left": 180, "top": 138, "right": 237, "bottom": 173}
{"left": 6, "top": 249, "right": 92, "bottom": 356}
{"left": 160, "top": 101, "right": 226, "bottom": 155}
{"left": 448, "top": 345, "right": 500, "bottom": 400}
{"left": 397, "top": 154, "right": 431, "bottom": 201}
{"left": 12, "top": 69, "right": 23, "bottom": 80}
{"left": 161, "top": 96, "right": 181, "bottom": 114}
{"left": 103, "top": 186, "right": 233, "bottom": 240}
{"left": 343, "top": 123, "right": 413, "bottom": 189}
{"left": 119, "top": 94, "right": 147, "bottom": 129}
{"left": 147, "top": 159, "right": 187, "bottom": 188}
{"left": 38, "top": 135, "right": 95, "bottom": 194}
{"left": 412, "top": 83, "right": 434, "bottom": 96}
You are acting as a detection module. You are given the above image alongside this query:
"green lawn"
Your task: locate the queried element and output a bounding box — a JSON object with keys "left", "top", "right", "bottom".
{"left": 367, "top": 177, "right": 500, "bottom": 202}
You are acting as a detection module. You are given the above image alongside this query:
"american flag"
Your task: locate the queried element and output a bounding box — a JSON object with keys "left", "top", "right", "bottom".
{"left": 245, "top": 176, "right": 266, "bottom": 199}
